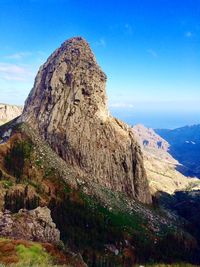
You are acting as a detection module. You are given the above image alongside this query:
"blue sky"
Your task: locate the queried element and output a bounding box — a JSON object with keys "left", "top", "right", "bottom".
{"left": 0, "top": 0, "right": 199, "bottom": 128}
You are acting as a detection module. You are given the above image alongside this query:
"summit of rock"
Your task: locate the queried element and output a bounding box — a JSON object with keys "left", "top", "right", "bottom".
{"left": 22, "top": 37, "right": 151, "bottom": 204}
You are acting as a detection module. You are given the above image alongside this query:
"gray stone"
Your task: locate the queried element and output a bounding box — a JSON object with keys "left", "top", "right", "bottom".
{"left": 22, "top": 37, "right": 151, "bottom": 204}
{"left": 0, "top": 207, "right": 60, "bottom": 244}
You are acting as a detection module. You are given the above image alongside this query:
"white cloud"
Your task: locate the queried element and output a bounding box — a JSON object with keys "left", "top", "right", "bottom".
{"left": 6, "top": 52, "right": 32, "bottom": 60}
{"left": 3, "top": 75, "right": 27, "bottom": 81}
{"left": 147, "top": 49, "right": 158, "bottom": 58}
{"left": 0, "top": 63, "right": 34, "bottom": 82}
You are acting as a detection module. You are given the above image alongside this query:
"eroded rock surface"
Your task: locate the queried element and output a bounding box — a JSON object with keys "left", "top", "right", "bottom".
{"left": 132, "top": 124, "right": 200, "bottom": 195}
{"left": 0, "top": 206, "right": 60, "bottom": 244}
{"left": 22, "top": 37, "right": 151, "bottom": 203}
{"left": 0, "top": 104, "right": 22, "bottom": 125}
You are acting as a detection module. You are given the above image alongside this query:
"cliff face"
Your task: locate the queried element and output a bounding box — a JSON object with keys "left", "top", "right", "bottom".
{"left": 22, "top": 37, "right": 151, "bottom": 204}
{"left": 0, "top": 104, "right": 22, "bottom": 125}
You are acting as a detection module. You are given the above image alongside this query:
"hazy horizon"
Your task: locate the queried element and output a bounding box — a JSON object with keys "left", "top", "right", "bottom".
{"left": 111, "top": 108, "right": 200, "bottom": 129}
{"left": 1, "top": 98, "right": 199, "bottom": 129}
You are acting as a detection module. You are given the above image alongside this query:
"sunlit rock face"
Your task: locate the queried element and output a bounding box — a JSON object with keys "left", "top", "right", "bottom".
{"left": 22, "top": 37, "right": 151, "bottom": 204}
{"left": 0, "top": 104, "right": 22, "bottom": 125}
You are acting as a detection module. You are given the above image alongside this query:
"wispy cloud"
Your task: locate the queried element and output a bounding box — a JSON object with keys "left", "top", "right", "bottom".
{"left": 0, "top": 63, "right": 34, "bottom": 81}
{"left": 6, "top": 52, "right": 32, "bottom": 60}
{"left": 185, "top": 31, "right": 193, "bottom": 38}
{"left": 147, "top": 49, "right": 158, "bottom": 58}
{"left": 95, "top": 38, "right": 106, "bottom": 47}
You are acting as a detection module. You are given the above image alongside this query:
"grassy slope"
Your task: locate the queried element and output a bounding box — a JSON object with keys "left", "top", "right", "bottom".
{"left": 0, "top": 238, "right": 74, "bottom": 266}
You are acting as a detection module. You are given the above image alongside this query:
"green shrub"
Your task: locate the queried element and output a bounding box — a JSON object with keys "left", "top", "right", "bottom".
{"left": 4, "top": 140, "right": 32, "bottom": 182}
{"left": 16, "top": 244, "right": 52, "bottom": 266}
{"left": 2, "top": 179, "right": 13, "bottom": 189}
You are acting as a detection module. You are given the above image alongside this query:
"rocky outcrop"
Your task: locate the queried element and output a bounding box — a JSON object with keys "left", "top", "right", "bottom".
{"left": 22, "top": 37, "right": 151, "bottom": 204}
{"left": 0, "top": 104, "right": 22, "bottom": 125}
{"left": 0, "top": 206, "right": 60, "bottom": 244}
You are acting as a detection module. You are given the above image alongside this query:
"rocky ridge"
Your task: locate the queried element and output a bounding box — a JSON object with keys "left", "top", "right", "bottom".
{"left": 132, "top": 124, "right": 200, "bottom": 194}
{"left": 0, "top": 104, "right": 22, "bottom": 125}
{"left": 22, "top": 37, "right": 151, "bottom": 204}
{"left": 156, "top": 125, "right": 200, "bottom": 178}
{"left": 132, "top": 124, "right": 176, "bottom": 164}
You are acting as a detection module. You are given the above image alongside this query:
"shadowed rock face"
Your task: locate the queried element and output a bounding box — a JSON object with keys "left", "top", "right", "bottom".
{"left": 22, "top": 37, "right": 151, "bottom": 204}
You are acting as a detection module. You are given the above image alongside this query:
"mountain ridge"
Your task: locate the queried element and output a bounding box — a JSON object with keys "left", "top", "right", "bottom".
{"left": 156, "top": 124, "right": 200, "bottom": 178}
{"left": 132, "top": 124, "right": 200, "bottom": 195}
{"left": 0, "top": 103, "right": 23, "bottom": 125}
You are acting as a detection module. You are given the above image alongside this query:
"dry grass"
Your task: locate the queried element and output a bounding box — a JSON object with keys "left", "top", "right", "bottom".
{"left": 0, "top": 238, "right": 73, "bottom": 267}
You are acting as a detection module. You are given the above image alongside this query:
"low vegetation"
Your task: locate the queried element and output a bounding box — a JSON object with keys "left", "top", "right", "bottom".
{"left": 0, "top": 238, "right": 61, "bottom": 266}
{"left": 4, "top": 140, "right": 33, "bottom": 182}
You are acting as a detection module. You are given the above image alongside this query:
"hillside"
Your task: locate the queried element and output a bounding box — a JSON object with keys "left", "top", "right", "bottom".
{"left": 156, "top": 125, "right": 200, "bottom": 178}
{"left": 132, "top": 124, "right": 177, "bottom": 164}
{"left": 0, "top": 104, "right": 23, "bottom": 125}
{"left": 132, "top": 124, "right": 200, "bottom": 195}
{"left": 0, "top": 120, "right": 200, "bottom": 266}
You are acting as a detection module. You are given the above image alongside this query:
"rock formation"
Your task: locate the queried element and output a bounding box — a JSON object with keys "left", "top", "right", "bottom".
{"left": 0, "top": 104, "right": 22, "bottom": 125}
{"left": 22, "top": 37, "right": 151, "bottom": 204}
{"left": 0, "top": 207, "right": 60, "bottom": 244}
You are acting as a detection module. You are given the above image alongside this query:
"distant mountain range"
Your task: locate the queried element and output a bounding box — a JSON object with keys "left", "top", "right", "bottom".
{"left": 156, "top": 125, "right": 200, "bottom": 178}
{"left": 132, "top": 124, "right": 200, "bottom": 195}
{"left": 0, "top": 103, "right": 23, "bottom": 125}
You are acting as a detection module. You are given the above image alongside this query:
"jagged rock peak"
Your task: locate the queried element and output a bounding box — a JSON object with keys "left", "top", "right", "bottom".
{"left": 23, "top": 36, "right": 108, "bottom": 123}
{"left": 22, "top": 37, "right": 152, "bottom": 204}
